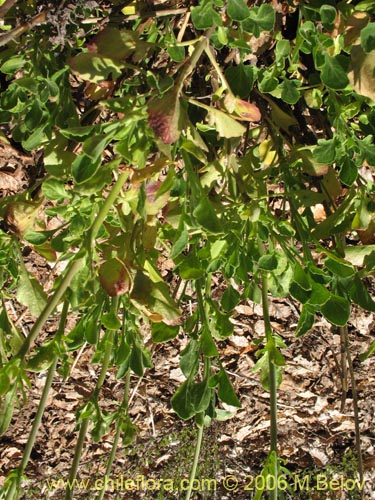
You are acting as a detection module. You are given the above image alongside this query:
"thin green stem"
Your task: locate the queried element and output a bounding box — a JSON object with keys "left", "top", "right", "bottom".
{"left": 5, "top": 300, "right": 69, "bottom": 500}
{"left": 259, "top": 241, "right": 278, "bottom": 500}
{"left": 97, "top": 369, "right": 131, "bottom": 500}
{"left": 17, "top": 257, "right": 83, "bottom": 360}
{"left": 65, "top": 297, "right": 119, "bottom": 500}
{"left": 175, "top": 26, "right": 215, "bottom": 95}
{"left": 184, "top": 422, "right": 204, "bottom": 500}
{"left": 342, "top": 327, "right": 364, "bottom": 497}
{"left": 90, "top": 172, "right": 129, "bottom": 246}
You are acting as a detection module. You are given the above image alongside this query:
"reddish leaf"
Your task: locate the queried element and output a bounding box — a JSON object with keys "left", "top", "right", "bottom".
{"left": 99, "top": 257, "right": 132, "bottom": 296}
{"left": 234, "top": 98, "right": 261, "bottom": 122}
{"left": 147, "top": 89, "right": 181, "bottom": 144}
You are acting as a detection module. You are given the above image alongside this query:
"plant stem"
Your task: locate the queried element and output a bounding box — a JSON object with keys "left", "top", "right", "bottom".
{"left": 16, "top": 171, "right": 127, "bottom": 363}
{"left": 183, "top": 280, "right": 211, "bottom": 500}
{"left": 340, "top": 326, "right": 348, "bottom": 410}
{"left": 65, "top": 297, "right": 118, "bottom": 500}
{"left": 342, "top": 326, "right": 364, "bottom": 497}
{"left": 17, "top": 257, "right": 83, "bottom": 360}
{"left": 97, "top": 369, "right": 131, "bottom": 500}
{"left": 259, "top": 245, "right": 278, "bottom": 500}
{"left": 90, "top": 172, "right": 128, "bottom": 246}
{"left": 5, "top": 303, "right": 69, "bottom": 500}
{"left": 184, "top": 422, "right": 204, "bottom": 500}
{"left": 175, "top": 26, "right": 216, "bottom": 95}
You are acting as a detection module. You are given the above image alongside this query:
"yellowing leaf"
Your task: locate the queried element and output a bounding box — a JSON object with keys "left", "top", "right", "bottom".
{"left": 234, "top": 98, "right": 261, "bottom": 122}
{"left": 259, "top": 138, "right": 279, "bottom": 166}
{"left": 5, "top": 200, "right": 43, "bottom": 237}
{"left": 348, "top": 45, "right": 375, "bottom": 100}
{"left": 207, "top": 107, "right": 246, "bottom": 138}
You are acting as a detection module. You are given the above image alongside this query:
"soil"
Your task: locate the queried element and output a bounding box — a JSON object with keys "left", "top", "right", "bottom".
{"left": 0, "top": 245, "right": 374, "bottom": 499}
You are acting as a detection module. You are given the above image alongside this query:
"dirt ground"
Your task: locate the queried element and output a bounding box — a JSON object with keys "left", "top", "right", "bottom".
{"left": 1, "top": 252, "right": 374, "bottom": 499}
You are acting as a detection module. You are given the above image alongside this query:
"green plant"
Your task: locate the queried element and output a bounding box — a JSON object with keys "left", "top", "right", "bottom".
{"left": 1, "top": 1, "right": 375, "bottom": 499}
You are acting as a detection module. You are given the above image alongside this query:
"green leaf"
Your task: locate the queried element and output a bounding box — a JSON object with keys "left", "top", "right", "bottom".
{"left": 255, "top": 4, "right": 275, "bottom": 31}
{"left": 69, "top": 53, "right": 122, "bottom": 83}
{"left": 221, "top": 285, "right": 240, "bottom": 312}
{"left": 258, "top": 253, "right": 278, "bottom": 271}
{"left": 193, "top": 196, "right": 222, "bottom": 233}
{"left": 191, "top": 379, "right": 212, "bottom": 413}
{"left": 24, "top": 229, "right": 55, "bottom": 246}
{"left": 27, "top": 342, "right": 57, "bottom": 372}
{"left": 180, "top": 340, "right": 200, "bottom": 378}
{"left": 42, "top": 178, "right": 71, "bottom": 201}
{"left": 321, "top": 294, "right": 350, "bottom": 326}
{"left": 242, "top": 4, "right": 275, "bottom": 36}
{"left": 16, "top": 265, "right": 47, "bottom": 317}
{"left": 340, "top": 158, "right": 358, "bottom": 187}
{"left": 361, "top": 22, "right": 375, "bottom": 53}
{"left": 227, "top": 0, "right": 249, "bottom": 21}
{"left": 308, "top": 282, "right": 330, "bottom": 307}
{"left": 359, "top": 339, "right": 375, "bottom": 362}
{"left": 59, "top": 125, "right": 95, "bottom": 140}
{"left": 0, "top": 385, "right": 17, "bottom": 435}
{"left": 71, "top": 154, "right": 100, "bottom": 184}
{"left": 178, "top": 254, "right": 205, "bottom": 280}
{"left": 170, "top": 229, "right": 189, "bottom": 260}
{"left": 225, "top": 64, "right": 256, "bottom": 99}
{"left": 151, "top": 322, "right": 179, "bottom": 343}
{"left": 22, "top": 127, "right": 45, "bottom": 150}
{"left": 320, "top": 5, "right": 336, "bottom": 30}
{"left": 275, "top": 39, "right": 291, "bottom": 60}
{"left": 171, "top": 380, "right": 195, "bottom": 419}
{"left": 296, "top": 304, "right": 315, "bottom": 337}
{"left": 167, "top": 44, "right": 185, "bottom": 62}
{"left": 357, "top": 136, "right": 375, "bottom": 166}
{"left": 313, "top": 138, "right": 337, "bottom": 164}
{"left": 0, "top": 370, "right": 10, "bottom": 396}
{"left": 211, "top": 368, "right": 241, "bottom": 407}
{"left": 0, "top": 56, "right": 26, "bottom": 75}
{"left": 349, "top": 275, "right": 375, "bottom": 312}
{"left": 191, "top": 1, "right": 222, "bottom": 29}
{"left": 280, "top": 79, "right": 301, "bottom": 105}
{"left": 200, "top": 328, "right": 218, "bottom": 357}
{"left": 129, "top": 340, "right": 152, "bottom": 376}
{"left": 83, "top": 134, "right": 110, "bottom": 162}
{"left": 321, "top": 54, "right": 349, "bottom": 90}
{"left": 324, "top": 256, "right": 355, "bottom": 278}
{"left": 101, "top": 312, "right": 121, "bottom": 330}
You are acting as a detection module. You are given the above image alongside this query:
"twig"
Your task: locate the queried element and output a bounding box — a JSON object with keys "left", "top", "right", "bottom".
{"left": 0, "top": 0, "right": 16, "bottom": 18}
{"left": 0, "top": 10, "right": 48, "bottom": 47}
{"left": 123, "top": 8, "right": 188, "bottom": 20}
